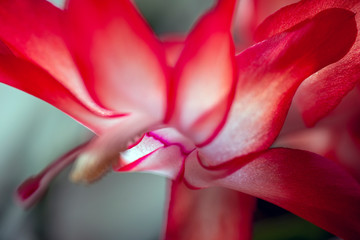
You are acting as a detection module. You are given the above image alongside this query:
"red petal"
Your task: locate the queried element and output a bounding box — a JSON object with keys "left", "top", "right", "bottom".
{"left": 278, "top": 126, "right": 360, "bottom": 183}
{"left": 200, "top": 8, "right": 357, "bottom": 165}
{"left": 163, "top": 181, "right": 255, "bottom": 240}
{"left": 0, "top": 0, "right": 114, "bottom": 116}
{"left": 185, "top": 148, "right": 360, "bottom": 239}
{"left": 255, "top": 1, "right": 360, "bottom": 126}
{"left": 0, "top": 53, "right": 119, "bottom": 133}
{"left": 65, "top": 0, "right": 169, "bottom": 118}
{"left": 168, "top": 0, "right": 238, "bottom": 146}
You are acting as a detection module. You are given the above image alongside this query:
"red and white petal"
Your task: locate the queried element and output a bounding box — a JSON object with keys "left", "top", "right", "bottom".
{"left": 116, "top": 128, "right": 196, "bottom": 179}
{"left": 118, "top": 146, "right": 185, "bottom": 180}
{"left": 65, "top": 0, "right": 169, "bottom": 118}
{"left": 163, "top": 181, "right": 255, "bottom": 240}
{"left": 168, "top": 0, "right": 238, "bottom": 145}
{"left": 0, "top": 0, "right": 114, "bottom": 116}
{"left": 185, "top": 148, "right": 360, "bottom": 240}
{"left": 255, "top": 0, "right": 360, "bottom": 126}
{"left": 0, "top": 53, "right": 119, "bottom": 133}
{"left": 200, "top": 8, "right": 357, "bottom": 165}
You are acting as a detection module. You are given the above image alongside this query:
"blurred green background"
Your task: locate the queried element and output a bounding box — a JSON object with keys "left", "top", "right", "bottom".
{"left": 0, "top": 0, "right": 337, "bottom": 239}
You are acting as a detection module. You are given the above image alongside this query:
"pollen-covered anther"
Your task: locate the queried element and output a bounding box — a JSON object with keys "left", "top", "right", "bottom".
{"left": 69, "top": 115, "right": 156, "bottom": 184}
{"left": 70, "top": 150, "right": 119, "bottom": 184}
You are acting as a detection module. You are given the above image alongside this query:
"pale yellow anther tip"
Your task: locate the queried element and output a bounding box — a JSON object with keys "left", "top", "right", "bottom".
{"left": 69, "top": 151, "right": 118, "bottom": 184}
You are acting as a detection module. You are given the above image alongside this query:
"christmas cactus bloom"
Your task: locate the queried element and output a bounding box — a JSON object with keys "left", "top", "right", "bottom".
{"left": 1, "top": 0, "right": 360, "bottom": 239}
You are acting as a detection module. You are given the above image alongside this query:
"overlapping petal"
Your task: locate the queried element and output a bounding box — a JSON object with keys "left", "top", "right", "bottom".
{"left": 185, "top": 148, "right": 360, "bottom": 240}
{"left": 277, "top": 88, "right": 360, "bottom": 181}
{"left": 200, "top": 8, "right": 357, "bottom": 164}
{"left": 0, "top": 48, "right": 117, "bottom": 133}
{"left": 277, "top": 127, "right": 360, "bottom": 183}
{"left": 117, "top": 128, "right": 195, "bottom": 179}
{"left": 0, "top": 0, "right": 115, "bottom": 117}
{"left": 164, "top": 181, "right": 255, "bottom": 240}
{"left": 167, "top": 0, "right": 238, "bottom": 146}
{"left": 255, "top": 0, "right": 360, "bottom": 126}
{"left": 65, "top": 0, "right": 169, "bottom": 118}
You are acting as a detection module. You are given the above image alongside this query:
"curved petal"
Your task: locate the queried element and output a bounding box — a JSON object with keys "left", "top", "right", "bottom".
{"left": 116, "top": 128, "right": 195, "bottom": 179}
{"left": 200, "top": 8, "right": 357, "bottom": 165}
{"left": 163, "top": 181, "right": 255, "bottom": 240}
{"left": 185, "top": 148, "right": 360, "bottom": 240}
{"left": 65, "top": 0, "right": 169, "bottom": 118}
{"left": 118, "top": 146, "right": 185, "bottom": 180}
{"left": 0, "top": 0, "right": 114, "bottom": 116}
{"left": 168, "top": 0, "right": 238, "bottom": 146}
{"left": 255, "top": 0, "right": 360, "bottom": 126}
{"left": 0, "top": 52, "right": 119, "bottom": 133}
{"left": 278, "top": 127, "right": 360, "bottom": 183}
{"left": 277, "top": 88, "right": 360, "bottom": 182}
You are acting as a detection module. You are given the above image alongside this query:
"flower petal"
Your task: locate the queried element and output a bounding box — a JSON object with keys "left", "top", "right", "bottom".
{"left": 116, "top": 128, "right": 195, "bottom": 179}
{"left": 168, "top": 0, "right": 238, "bottom": 146}
{"left": 118, "top": 146, "right": 185, "bottom": 180}
{"left": 277, "top": 90, "right": 360, "bottom": 182}
{"left": 277, "top": 127, "right": 360, "bottom": 183}
{"left": 65, "top": 0, "right": 169, "bottom": 118}
{"left": 255, "top": 0, "right": 360, "bottom": 126}
{"left": 0, "top": 52, "right": 119, "bottom": 133}
{"left": 163, "top": 181, "right": 255, "bottom": 240}
{"left": 200, "top": 8, "right": 357, "bottom": 164}
{"left": 0, "top": 0, "right": 114, "bottom": 116}
{"left": 185, "top": 148, "right": 360, "bottom": 240}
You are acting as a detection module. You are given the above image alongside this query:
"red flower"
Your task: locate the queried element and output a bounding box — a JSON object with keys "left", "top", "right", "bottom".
{"left": 0, "top": 0, "right": 360, "bottom": 239}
